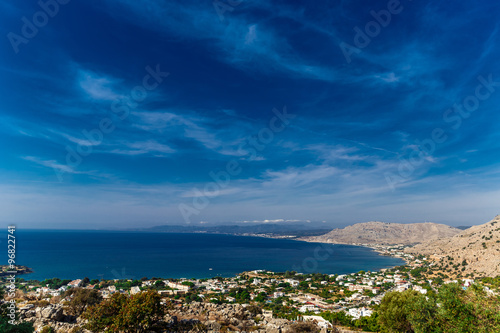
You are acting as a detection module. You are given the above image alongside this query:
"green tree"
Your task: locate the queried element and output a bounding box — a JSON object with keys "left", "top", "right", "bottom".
{"left": 83, "top": 290, "right": 166, "bottom": 333}
{"left": 354, "top": 312, "right": 380, "bottom": 332}
{"left": 81, "top": 277, "right": 90, "bottom": 287}
{"left": 154, "top": 280, "right": 164, "bottom": 289}
{"left": 115, "top": 290, "right": 164, "bottom": 332}
{"left": 435, "top": 283, "right": 500, "bottom": 333}
{"left": 378, "top": 290, "right": 417, "bottom": 333}
{"left": 255, "top": 292, "right": 267, "bottom": 303}
{"left": 377, "top": 282, "right": 500, "bottom": 333}
{"left": 405, "top": 292, "right": 441, "bottom": 333}
{"left": 64, "top": 288, "right": 103, "bottom": 316}
{"left": 82, "top": 293, "right": 127, "bottom": 332}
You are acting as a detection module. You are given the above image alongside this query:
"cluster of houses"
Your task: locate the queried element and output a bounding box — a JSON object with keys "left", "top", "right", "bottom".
{"left": 18, "top": 248, "right": 483, "bottom": 323}
{"left": 24, "top": 269, "right": 421, "bottom": 321}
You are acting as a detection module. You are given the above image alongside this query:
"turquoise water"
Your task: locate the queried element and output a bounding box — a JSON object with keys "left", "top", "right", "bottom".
{"left": 6, "top": 230, "right": 405, "bottom": 281}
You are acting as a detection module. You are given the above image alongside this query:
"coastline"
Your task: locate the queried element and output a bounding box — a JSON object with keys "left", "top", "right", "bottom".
{"left": 0, "top": 265, "right": 33, "bottom": 277}
{"left": 231, "top": 232, "right": 412, "bottom": 269}
{"left": 190, "top": 230, "right": 411, "bottom": 269}
{"left": 11, "top": 231, "right": 407, "bottom": 281}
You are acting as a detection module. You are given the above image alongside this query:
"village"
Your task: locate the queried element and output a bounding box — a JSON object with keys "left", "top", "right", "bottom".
{"left": 7, "top": 244, "right": 491, "bottom": 332}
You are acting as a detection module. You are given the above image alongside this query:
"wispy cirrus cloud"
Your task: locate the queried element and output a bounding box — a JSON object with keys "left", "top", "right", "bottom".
{"left": 22, "top": 156, "right": 79, "bottom": 175}
{"left": 78, "top": 70, "right": 123, "bottom": 101}
{"left": 2, "top": 0, "right": 500, "bottom": 228}
{"left": 108, "top": 140, "right": 175, "bottom": 156}
{"left": 130, "top": 111, "right": 249, "bottom": 156}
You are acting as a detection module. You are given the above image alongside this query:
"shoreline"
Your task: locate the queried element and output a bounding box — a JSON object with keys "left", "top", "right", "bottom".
{"left": 0, "top": 265, "right": 34, "bottom": 277}
{"left": 239, "top": 232, "right": 412, "bottom": 268}
{"left": 9, "top": 232, "right": 410, "bottom": 281}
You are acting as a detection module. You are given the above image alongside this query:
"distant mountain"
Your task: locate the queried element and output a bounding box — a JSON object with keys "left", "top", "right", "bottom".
{"left": 137, "top": 223, "right": 332, "bottom": 238}
{"left": 302, "top": 221, "right": 461, "bottom": 245}
{"left": 406, "top": 215, "right": 500, "bottom": 277}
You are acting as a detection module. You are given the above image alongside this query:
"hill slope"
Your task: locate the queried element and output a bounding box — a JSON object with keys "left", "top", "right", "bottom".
{"left": 406, "top": 215, "right": 500, "bottom": 277}
{"left": 303, "top": 221, "right": 461, "bottom": 245}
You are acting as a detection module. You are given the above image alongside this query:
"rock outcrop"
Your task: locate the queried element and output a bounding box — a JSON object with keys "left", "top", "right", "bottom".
{"left": 19, "top": 303, "right": 89, "bottom": 333}
{"left": 16, "top": 300, "right": 325, "bottom": 333}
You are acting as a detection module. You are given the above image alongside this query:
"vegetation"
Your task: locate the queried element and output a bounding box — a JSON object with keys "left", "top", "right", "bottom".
{"left": 322, "top": 310, "right": 379, "bottom": 332}
{"left": 64, "top": 288, "right": 102, "bottom": 316}
{"left": 40, "top": 278, "right": 71, "bottom": 290}
{"left": 377, "top": 283, "right": 500, "bottom": 332}
{"left": 40, "top": 326, "right": 55, "bottom": 333}
{"left": 113, "top": 279, "right": 142, "bottom": 290}
{"left": 288, "top": 321, "right": 320, "bottom": 333}
{"left": 0, "top": 287, "right": 34, "bottom": 333}
{"left": 320, "top": 281, "right": 500, "bottom": 333}
{"left": 82, "top": 290, "right": 166, "bottom": 332}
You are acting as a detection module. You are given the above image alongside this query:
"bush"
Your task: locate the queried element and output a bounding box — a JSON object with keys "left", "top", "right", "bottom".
{"left": 69, "top": 328, "right": 84, "bottom": 333}
{"left": 32, "top": 300, "right": 50, "bottom": 307}
{"left": 288, "top": 321, "right": 320, "bottom": 333}
{"left": 40, "top": 326, "right": 55, "bottom": 333}
{"left": 64, "top": 288, "right": 102, "bottom": 316}
{"left": 0, "top": 287, "right": 35, "bottom": 333}
{"left": 83, "top": 290, "right": 166, "bottom": 333}
{"left": 246, "top": 304, "right": 262, "bottom": 317}
{"left": 377, "top": 283, "right": 500, "bottom": 333}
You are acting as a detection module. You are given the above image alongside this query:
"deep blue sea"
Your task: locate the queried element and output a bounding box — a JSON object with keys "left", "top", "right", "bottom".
{"left": 6, "top": 230, "right": 405, "bottom": 281}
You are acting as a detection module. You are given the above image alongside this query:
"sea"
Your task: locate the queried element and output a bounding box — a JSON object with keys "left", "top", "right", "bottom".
{"left": 6, "top": 230, "right": 405, "bottom": 281}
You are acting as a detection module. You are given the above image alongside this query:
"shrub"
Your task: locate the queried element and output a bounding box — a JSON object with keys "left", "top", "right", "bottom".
{"left": 64, "top": 288, "right": 102, "bottom": 316}
{"left": 40, "top": 326, "right": 55, "bottom": 333}
{"left": 288, "top": 321, "right": 320, "bottom": 333}
{"left": 377, "top": 283, "right": 500, "bottom": 333}
{"left": 0, "top": 287, "right": 35, "bottom": 333}
{"left": 83, "top": 290, "right": 166, "bottom": 333}
{"left": 69, "top": 328, "right": 84, "bottom": 333}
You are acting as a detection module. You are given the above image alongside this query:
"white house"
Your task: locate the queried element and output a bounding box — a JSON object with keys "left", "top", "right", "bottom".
{"left": 299, "top": 304, "right": 318, "bottom": 313}
{"left": 142, "top": 281, "right": 153, "bottom": 287}
{"left": 302, "top": 315, "right": 332, "bottom": 328}
{"left": 349, "top": 307, "right": 373, "bottom": 320}
{"left": 130, "top": 286, "right": 141, "bottom": 295}
{"left": 285, "top": 279, "right": 300, "bottom": 287}
{"left": 67, "top": 279, "right": 82, "bottom": 288}
{"left": 167, "top": 282, "right": 190, "bottom": 291}
{"left": 273, "top": 292, "right": 285, "bottom": 298}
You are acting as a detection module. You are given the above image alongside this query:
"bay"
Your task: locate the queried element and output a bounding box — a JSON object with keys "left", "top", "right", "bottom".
{"left": 8, "top": 230, "right": 405, "bottom": 281}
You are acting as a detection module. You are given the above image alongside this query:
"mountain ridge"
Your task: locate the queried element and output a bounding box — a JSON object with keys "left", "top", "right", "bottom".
{"left": 405, "top": 215, "right": 500, "bottom": 277}
{"left": 301, "top": 221, "right": 462, "bottom": 245}
{"left": 133, "top": 223, "right": 331, "bottom": 237}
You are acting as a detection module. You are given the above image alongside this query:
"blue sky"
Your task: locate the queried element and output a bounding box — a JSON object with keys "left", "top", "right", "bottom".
{"left": 1, "top": 0, "right": 500, "bottom": 229}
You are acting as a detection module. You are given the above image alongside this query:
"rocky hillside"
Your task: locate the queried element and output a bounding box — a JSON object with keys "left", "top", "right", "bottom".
{"left": 406, "top": 215, "right": 500, "bottom": 277}
{"left": 15, "top": 301, "right": 328, "bottom": 333}
{"left": 303, "top": 221, "right": 461, "bottom": 245}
